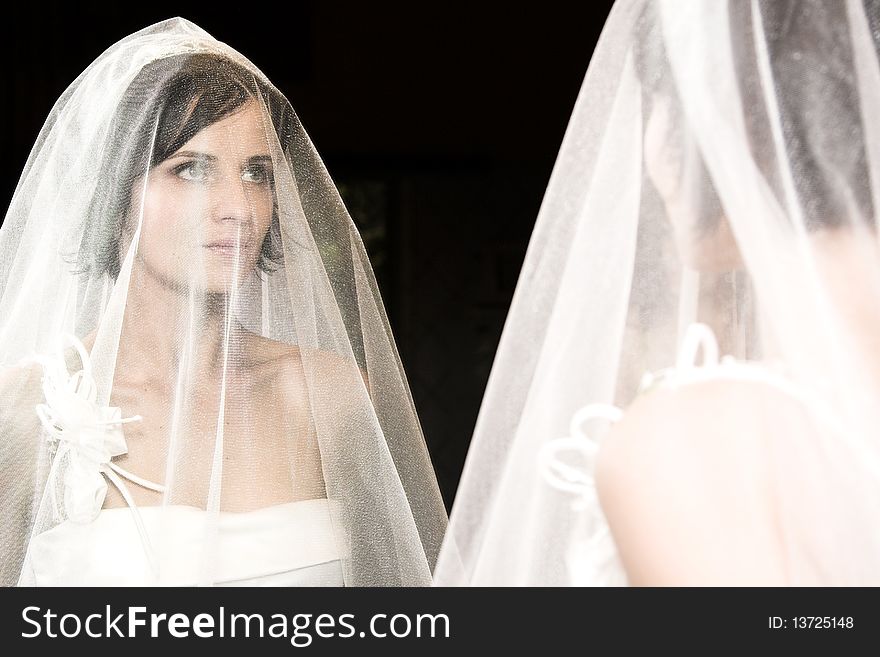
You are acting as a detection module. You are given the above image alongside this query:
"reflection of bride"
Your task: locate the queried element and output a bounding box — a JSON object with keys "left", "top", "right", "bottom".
{"left": 0, "top": 18, "right": 447, "bottom": 586}
{"left": 435, "top": 0, "right": 880, "bottom": 586}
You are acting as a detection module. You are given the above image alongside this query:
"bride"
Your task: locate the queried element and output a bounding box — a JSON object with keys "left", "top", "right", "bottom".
{"left": 435, "top": 0, "right": 880, "bottom": 586}
{"left": 0, "top": 18, "right": 447, "bottom": 586}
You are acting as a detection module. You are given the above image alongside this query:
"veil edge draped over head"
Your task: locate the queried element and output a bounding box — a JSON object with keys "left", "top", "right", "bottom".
{"left": 1, "top": 17, "right": 447, "bottom": 587}
{"left": 435, "top": 0, "right": 880, "bottom": 586}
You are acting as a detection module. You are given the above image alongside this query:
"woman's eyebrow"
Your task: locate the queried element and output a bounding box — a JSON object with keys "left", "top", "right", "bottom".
{"left": 167, "top": 150, "right": 216, "bottom": 161}
{"left": 166, "top": 151, "right": 272, "bottom": 164}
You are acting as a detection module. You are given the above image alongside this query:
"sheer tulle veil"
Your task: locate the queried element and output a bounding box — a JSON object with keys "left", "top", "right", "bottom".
{"left": 435, "top": 0, "right": 880, "bottom": 585}
{"left": 0, "top": 18, "right": 447, "bottom": 586}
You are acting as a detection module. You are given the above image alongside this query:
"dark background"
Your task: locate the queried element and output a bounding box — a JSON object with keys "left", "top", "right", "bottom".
{"left": 1, "top": 1, "right": 614, "bottom": 510}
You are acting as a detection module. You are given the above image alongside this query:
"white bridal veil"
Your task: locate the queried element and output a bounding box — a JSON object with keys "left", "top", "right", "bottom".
{"left": 0, "top": 18, "right": 446, "bottom": 586}
{"left": 435, "top": 0, "right": 880, "bottom": 585}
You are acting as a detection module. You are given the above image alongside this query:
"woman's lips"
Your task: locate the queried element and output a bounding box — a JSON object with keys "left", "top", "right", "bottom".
{"left": 204, "top": 240, "right": 249, "bottom": 256}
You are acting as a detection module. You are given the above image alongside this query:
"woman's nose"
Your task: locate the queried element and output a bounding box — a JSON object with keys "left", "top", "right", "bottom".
{"left": 210, "top": 176, "right": 254, "bottom": 226}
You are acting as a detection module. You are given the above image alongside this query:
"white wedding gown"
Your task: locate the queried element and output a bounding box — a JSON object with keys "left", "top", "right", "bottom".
{"left": 12, "top": 339, "right": 347, "bottom": 587}
{"left": 24, "top": 498, "right": 345, "bottom": 586}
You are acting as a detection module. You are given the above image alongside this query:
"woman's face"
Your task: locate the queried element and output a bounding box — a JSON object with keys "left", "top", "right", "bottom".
{"left": 129, "top": 99, "right": 275, "bottom": 294}
{"left": 643, "top": 93, "right": 742, "bottom": 272}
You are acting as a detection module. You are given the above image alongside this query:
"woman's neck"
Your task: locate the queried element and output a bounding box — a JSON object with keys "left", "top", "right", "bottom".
{"left": 110, "top": 263, "right": 242, "bottom": 388}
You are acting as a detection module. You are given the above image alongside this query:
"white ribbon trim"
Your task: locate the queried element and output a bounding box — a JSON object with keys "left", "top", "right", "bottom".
{"left": 34, "top": 333, "right": 165, "bottom": 575}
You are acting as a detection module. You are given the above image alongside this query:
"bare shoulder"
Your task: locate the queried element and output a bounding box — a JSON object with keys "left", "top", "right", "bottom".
{"left": 241, "top": 331, "right": 368, "bottom": 397}
{"left": 594, "top": 379, "right": 806, "bottom": 585}
{"left": 0, "top": 360, "right": 42, "bottom": 390}
{"left": 597, "top": 378, "right": 806, "bottom": 482}
{"left": 0, "top": 360, "right": 45, "bottom": 428}
{"left": 242, "top": 331, "right": 303, "bottom": 373}
{"left": 0, "top": 359, "right": 45, "bottom": 398}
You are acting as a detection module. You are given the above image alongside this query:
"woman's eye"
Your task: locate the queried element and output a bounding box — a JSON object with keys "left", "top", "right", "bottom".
{"left": 242, "top": 165, "right": 272, "bottom": 184}
{"left": 174, "top": 160, "right": 211, "bottom": 182}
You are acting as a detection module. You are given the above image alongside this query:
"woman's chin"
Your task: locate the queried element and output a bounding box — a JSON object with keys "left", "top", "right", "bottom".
{"left": 157, "top": 270, "right": 251, "bottom": 297}
{"left": 201, "top": 269, "right": 256, "bottom": 295}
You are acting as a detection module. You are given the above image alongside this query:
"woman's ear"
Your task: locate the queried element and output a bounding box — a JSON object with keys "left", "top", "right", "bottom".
{"left": 116, "top": 194, "right": 140, "bottom": 273}
{"left": 643, "top": 93, "right": 682, "bottom": 205}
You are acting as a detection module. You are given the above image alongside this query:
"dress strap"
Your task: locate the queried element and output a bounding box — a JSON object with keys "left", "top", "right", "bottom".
{"left": 638, "top": 323, "right": 847, "bottom": 436}
{"left": 34, "top": 333, "right": 165, "bottom": 575}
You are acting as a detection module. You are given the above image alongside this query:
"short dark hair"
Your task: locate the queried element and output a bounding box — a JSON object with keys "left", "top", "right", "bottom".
{"left": 78, "top": 52, "right": 295, "bottom": 279}
{"left": 633, "top": 0, "right": 875, "bottom": 232}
